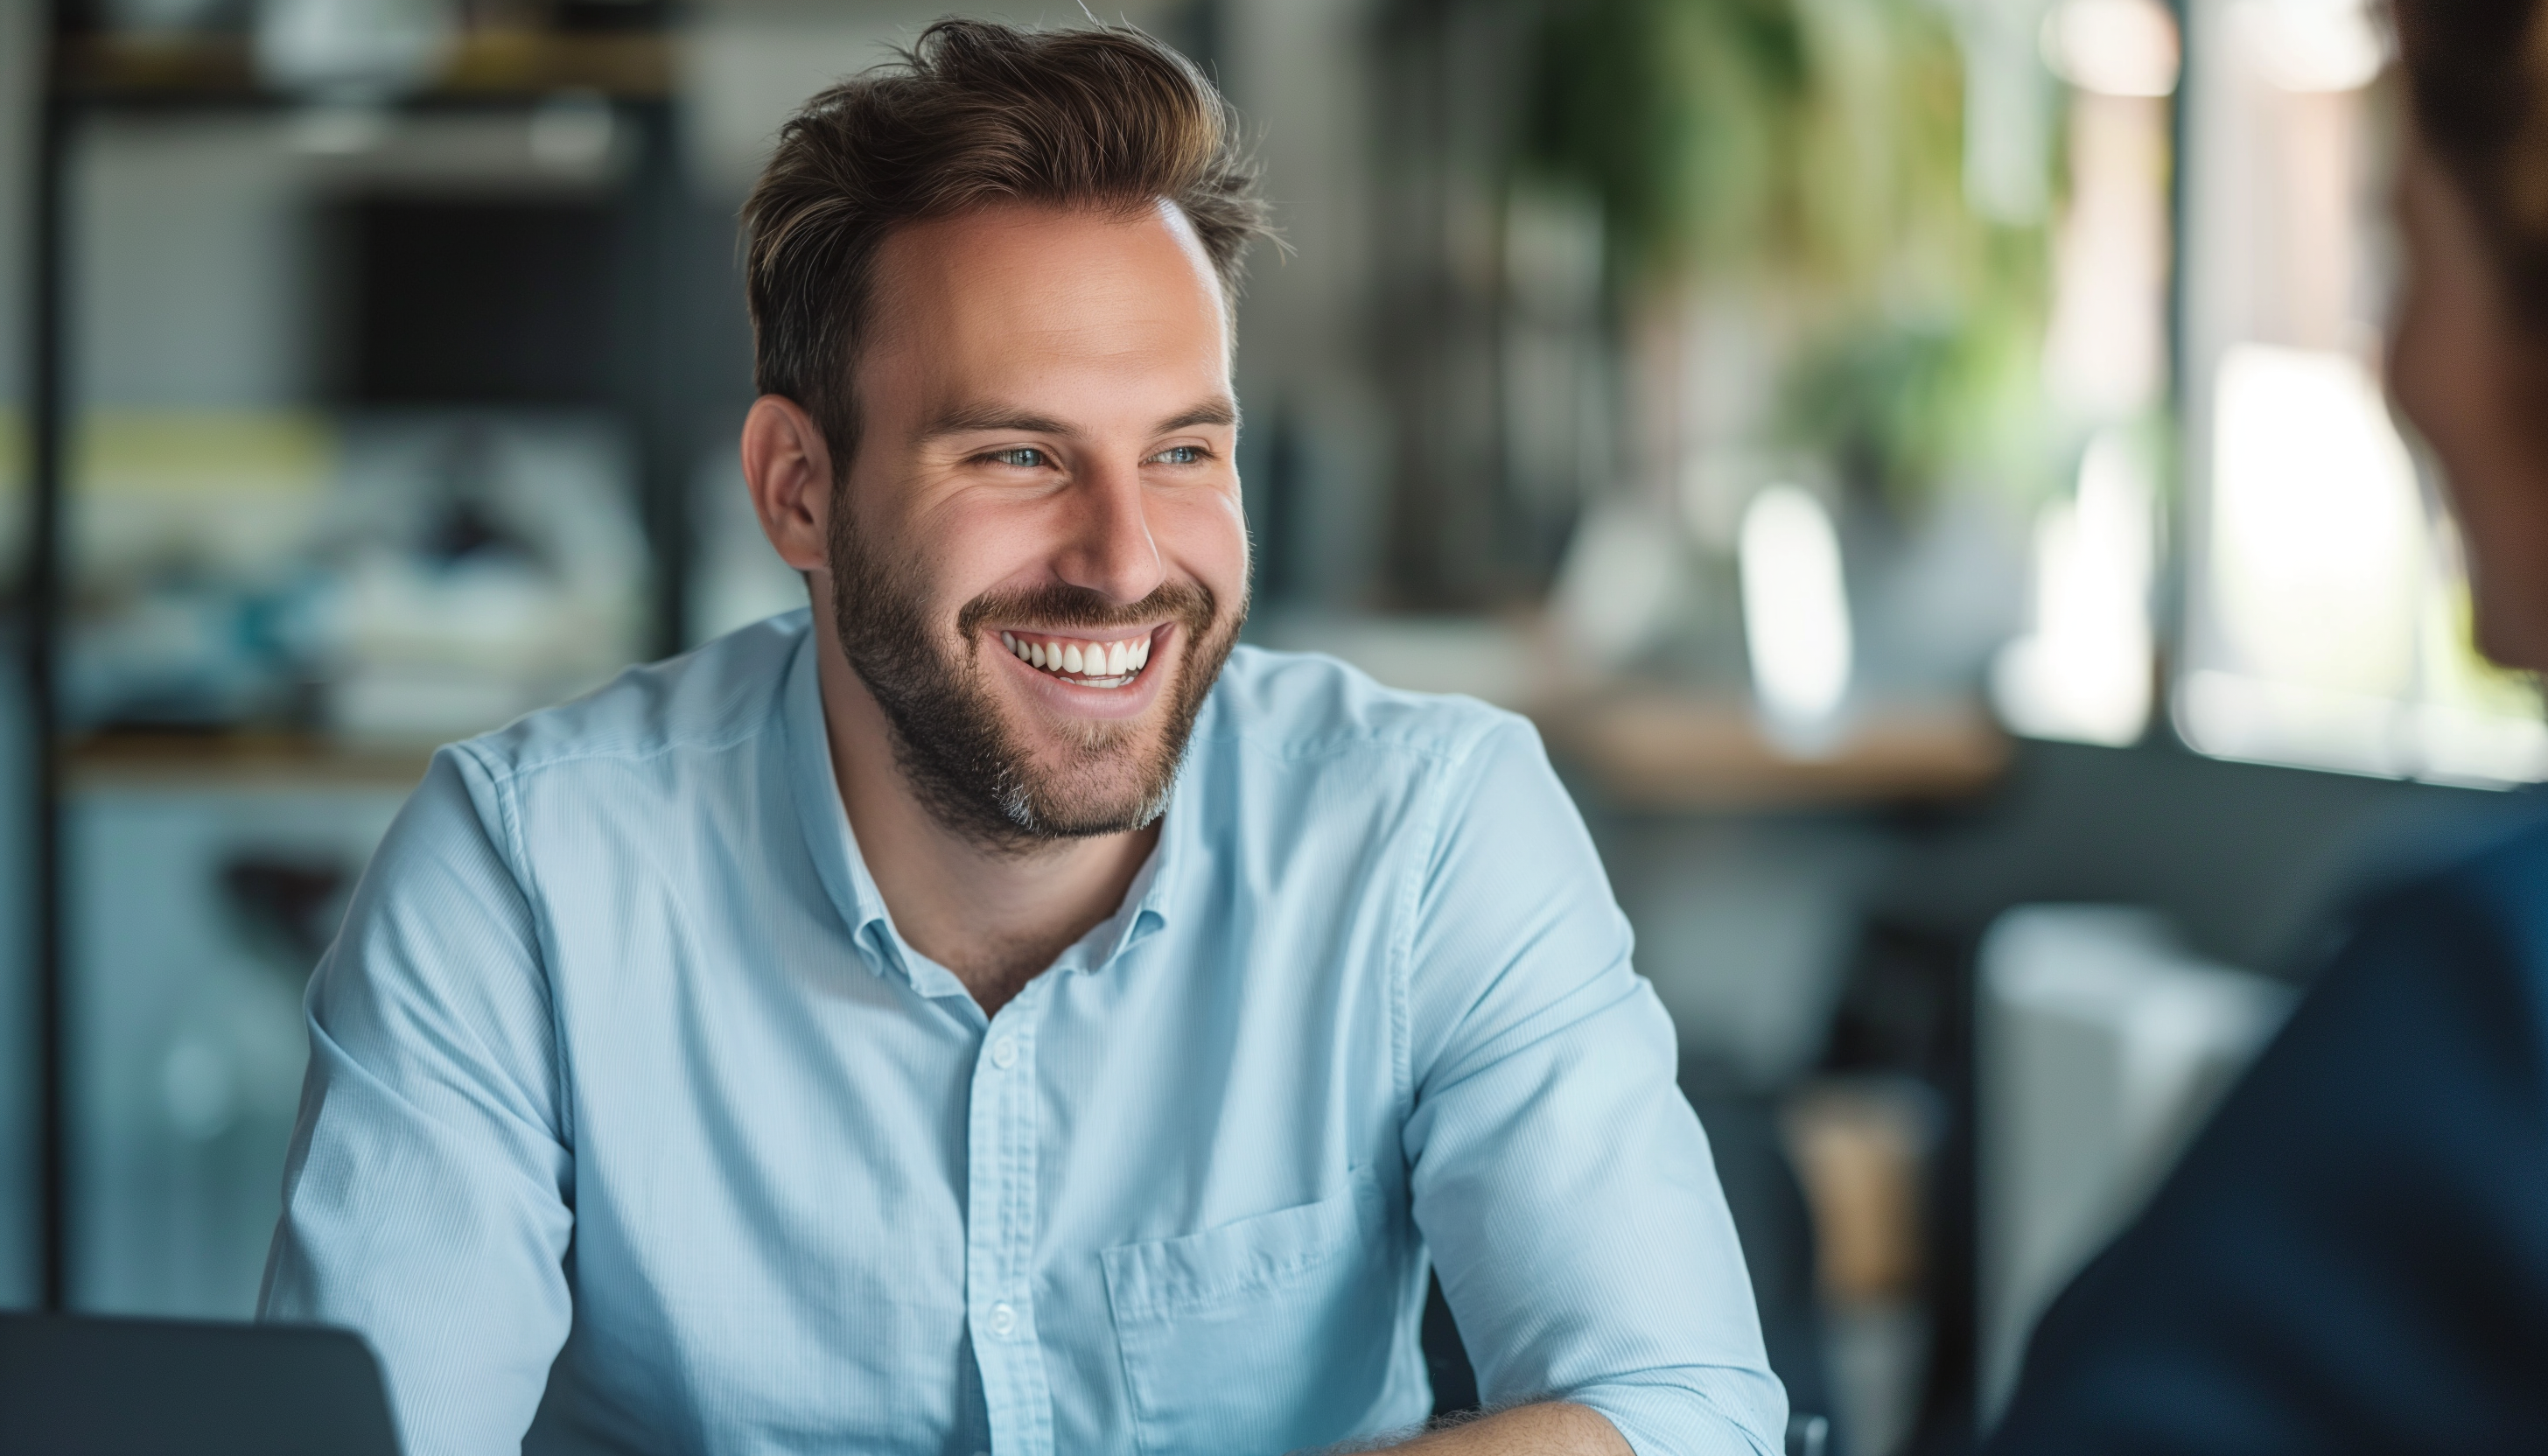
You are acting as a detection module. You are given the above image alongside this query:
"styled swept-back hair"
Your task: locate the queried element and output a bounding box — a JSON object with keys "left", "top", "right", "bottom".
{"left": 741, "top": 18, "right": 1273, "bottom": 470}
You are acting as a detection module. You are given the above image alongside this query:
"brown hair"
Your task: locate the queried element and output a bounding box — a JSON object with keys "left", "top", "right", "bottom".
{"left": 741, "top": 18, "right": 1272, "bottom": 471}
{"left": 2397, "top": 0, "right": 2548, "bottom": 323}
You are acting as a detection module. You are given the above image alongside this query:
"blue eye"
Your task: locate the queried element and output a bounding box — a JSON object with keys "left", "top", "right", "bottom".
{"left": 986, "top": 447, "right": 1050, "bottom": 469}
{"left": 1153, "top": 445, "right": 1203, "bottom": 466}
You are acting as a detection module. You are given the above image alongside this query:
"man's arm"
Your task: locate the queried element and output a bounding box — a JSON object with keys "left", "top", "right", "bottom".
{"left": 1374, "top": 1402, "right": 1634, "bottom": 1454}
{"left": 258, "top": 746, "right": 574, "bottom": 1456}
{"left": 1400, "top": 717, "right": 1787, "bottom": 1456}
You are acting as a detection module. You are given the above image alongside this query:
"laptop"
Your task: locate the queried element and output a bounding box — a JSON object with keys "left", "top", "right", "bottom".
{"left": 0, "top": 1312, "right": 401, "bottom": 1456}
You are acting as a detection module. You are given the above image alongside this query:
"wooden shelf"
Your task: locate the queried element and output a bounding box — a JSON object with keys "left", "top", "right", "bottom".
{"left": 65, "top": 732, "right": 436, "bottom": 790}
{"left": 1532, "top": 691, "right": 2012, "bottom": 812}
{"left": 1255, "top": 609, "right": 2017, "bottom": 812}
{"left": 57, "top": 30, "right": 674, "bottom": 104}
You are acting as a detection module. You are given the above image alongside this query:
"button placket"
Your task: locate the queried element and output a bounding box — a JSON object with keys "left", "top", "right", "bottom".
{"left": 964, "top": 993, "right": 1053, "bottom": 1456}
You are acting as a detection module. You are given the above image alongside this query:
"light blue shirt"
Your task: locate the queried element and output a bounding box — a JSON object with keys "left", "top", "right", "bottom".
{"left": 260, "top": 609, "right": 1783, "bottom": 1456}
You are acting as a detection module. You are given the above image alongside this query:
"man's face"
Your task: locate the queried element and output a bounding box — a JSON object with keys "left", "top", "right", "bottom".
{"left": 828, "top": 200, "right": 1250, "bottom": 847}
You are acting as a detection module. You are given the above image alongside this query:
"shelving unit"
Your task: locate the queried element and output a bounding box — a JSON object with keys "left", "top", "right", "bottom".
{"left": 18, "top": 0, "right": 710, "bottom": 1311}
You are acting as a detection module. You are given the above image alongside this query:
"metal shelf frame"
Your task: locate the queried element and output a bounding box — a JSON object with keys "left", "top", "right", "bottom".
{"left": 18, "top": 4, "right": 700, "bottom": 1310}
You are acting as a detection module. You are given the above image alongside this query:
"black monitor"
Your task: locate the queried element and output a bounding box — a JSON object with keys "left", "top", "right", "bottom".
{"left": 0, "top": 1312, "right": 401, "bottom": 1456}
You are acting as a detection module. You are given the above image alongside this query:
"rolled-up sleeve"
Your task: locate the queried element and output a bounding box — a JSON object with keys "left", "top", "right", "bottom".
{"left": 258, "top": 745, "right": 573, "bottom": 1456}
{"left": 1402, "top": 717, "right": 1786, "bottom": 1455}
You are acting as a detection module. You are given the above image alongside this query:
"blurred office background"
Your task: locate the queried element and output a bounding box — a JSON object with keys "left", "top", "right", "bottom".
{"left": 1, "top": 0, "right": 2538, "bottom": 1452}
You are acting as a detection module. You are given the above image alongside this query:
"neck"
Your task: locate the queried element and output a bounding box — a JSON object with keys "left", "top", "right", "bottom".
{"left": 812, "top": 606, "right": 1158, "bottom": 1016}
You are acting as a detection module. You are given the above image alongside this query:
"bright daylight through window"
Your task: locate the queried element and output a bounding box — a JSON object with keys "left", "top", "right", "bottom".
{"left": 2175, "top": 0, "right": 2547, "bottom": 786}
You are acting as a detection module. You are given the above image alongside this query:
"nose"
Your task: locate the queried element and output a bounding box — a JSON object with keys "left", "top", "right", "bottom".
{"left": 1053, "top": 456, "right": 1166, "bottom": 606}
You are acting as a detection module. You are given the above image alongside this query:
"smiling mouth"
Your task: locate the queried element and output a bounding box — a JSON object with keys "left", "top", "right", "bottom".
{"left": 999, "top": 629, "right": 1155, "bottom": 690}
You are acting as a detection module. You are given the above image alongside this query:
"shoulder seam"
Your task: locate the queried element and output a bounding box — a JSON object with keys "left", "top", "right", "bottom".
{"left": 1199, "top": 647, "right": 1522, "bottom": 763}
{"left": 467, "top": 711, "right": 777, "bottom": 787}
{"left": 1198, "top": 701, "right": 1522, "bottom": 766}
{"left": 1387, "top": 711, "right": 1521, "bottom": 1119}
{"left": 450, "top": 739, "right": 578, "bottom": 1147}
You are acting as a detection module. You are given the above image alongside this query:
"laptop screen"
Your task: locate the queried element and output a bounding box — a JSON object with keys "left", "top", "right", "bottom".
{"left": 0, "top": 1312, "right": 400, "bottom": 1456}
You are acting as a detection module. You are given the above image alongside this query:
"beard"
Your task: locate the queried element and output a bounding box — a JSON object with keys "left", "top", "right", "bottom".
{"left": 827, "top": 510, "right": 1242, "bottom": 852}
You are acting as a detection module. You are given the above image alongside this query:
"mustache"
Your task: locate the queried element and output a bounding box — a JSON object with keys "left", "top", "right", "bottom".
{"left": 955, "top": 580, "right": 1217, "bottom": 642}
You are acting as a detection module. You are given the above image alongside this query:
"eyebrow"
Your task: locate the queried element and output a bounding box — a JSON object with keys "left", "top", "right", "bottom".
{"left": 917, "top": 402, "right": 1074, "bottom": 440}
{"left": 1157, "top": 398, "right": 1240, "bottom": 432}
{"left": 915, "top": 396, "right": 1242, "bottom": 442}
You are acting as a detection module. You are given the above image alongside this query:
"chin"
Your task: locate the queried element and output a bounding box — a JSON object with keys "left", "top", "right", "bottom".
{"left": 990, "top": 710, "right": 1170, "bottom": 824}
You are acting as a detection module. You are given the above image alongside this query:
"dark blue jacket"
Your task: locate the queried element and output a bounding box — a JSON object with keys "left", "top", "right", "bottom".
{"left": 1985, "top": 817, "right": 2548, "bottom": 1453}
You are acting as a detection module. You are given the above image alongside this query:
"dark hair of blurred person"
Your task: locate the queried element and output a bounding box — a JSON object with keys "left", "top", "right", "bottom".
{"left": 1984, "top": 4, "right": 2548, "bottom": 1451}
{"left": 2390, "top": 0, "right": 2548, "bottom": 668}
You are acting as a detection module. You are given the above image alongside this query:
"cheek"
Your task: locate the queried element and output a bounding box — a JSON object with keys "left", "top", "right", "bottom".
{"left": 1155, "top": 489, "right": 1251, "bottom": 598}
{"left": 910, "top": 501, "right": 1060, "bottom": 606}
{"left": 2387, "top": 292, "right": 2440, "bottom": 438}
{"left": 2402, "top": 332, "right": 2548, "bottom": 670}
{"left": 2461, "top": 483, "right": 2548, "bottom": 671}
{"left": 2391, "top": 290, "right": 2485, "bottom": 477}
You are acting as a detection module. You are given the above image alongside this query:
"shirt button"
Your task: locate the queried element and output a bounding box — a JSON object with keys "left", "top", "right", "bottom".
{"left": 990, "top": 1035, "right": 1018, "bottom": 1070}
{"left": 988, "top": 1302, "right": 1017, "bottom": 1337}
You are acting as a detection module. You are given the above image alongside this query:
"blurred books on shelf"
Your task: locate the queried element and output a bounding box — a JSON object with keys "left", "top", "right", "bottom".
{"left": 66, "top": 411, "right": 645, "bottom": 751}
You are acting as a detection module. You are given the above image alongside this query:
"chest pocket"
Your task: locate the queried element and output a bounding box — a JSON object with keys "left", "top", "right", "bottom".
{"left": 1101, "top": 1167, "right": 1404, "bottom": 1456}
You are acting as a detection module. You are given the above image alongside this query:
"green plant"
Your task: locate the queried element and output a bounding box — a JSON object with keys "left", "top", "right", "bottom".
{"left": 1523, "top": 0, "right": 1812, "bottom": 284}
{"left": 1520, "top": 0, "right": 2059, "bottom": 507}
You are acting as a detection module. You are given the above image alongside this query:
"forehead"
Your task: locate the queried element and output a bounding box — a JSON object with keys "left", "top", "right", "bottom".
{"left": 859, "top": 200, "right": 1231, "bottom": 396}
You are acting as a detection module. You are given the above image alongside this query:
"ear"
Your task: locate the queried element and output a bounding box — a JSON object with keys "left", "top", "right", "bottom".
{"left": 741, "top": 395, "right": 836, "bottom": 572}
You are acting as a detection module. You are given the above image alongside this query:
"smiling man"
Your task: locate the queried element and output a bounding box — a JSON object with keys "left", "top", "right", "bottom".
{"left": 259, "top": 20, "right": 1782, "bottom": 1456}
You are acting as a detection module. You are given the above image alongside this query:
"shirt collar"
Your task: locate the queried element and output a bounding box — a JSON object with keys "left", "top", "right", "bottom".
{"left": 782, "top": 614, "right": 1183, "bottom": 989}
{"left": 783, "top": 618, "right": 906, "bottom": 981}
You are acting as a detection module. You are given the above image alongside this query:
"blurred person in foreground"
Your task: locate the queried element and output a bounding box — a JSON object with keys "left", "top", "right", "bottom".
{"left": 256, "top": 19, "right": 1783, "bottom": 1456}
{"left": 1984, "top": 3, "right": 2548, "bottom": 1450}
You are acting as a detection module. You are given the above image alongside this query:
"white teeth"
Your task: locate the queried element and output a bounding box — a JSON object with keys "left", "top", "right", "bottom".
{"left": 1004, "top": 632, "right": 1154, "bottom": 682}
